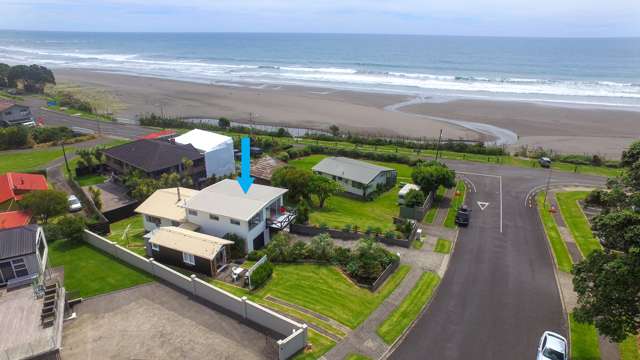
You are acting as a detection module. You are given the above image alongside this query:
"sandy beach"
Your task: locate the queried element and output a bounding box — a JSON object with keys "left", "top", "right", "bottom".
{"left": 55, "top": 69, "right": 639, "bottom": 158}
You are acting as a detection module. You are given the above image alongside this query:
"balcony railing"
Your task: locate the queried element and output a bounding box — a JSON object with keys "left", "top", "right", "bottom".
{"left": 267, "top": 209, "right": 297, "bottom": 230}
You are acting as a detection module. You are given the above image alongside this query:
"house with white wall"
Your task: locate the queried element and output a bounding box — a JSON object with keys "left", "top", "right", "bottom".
{"left": 184, "top": 179, "right": 293, "bottom": 253}
{"left": 312, "top": 157, "right": 397, "bottom": 199}
{"left": 173, "top": 129, "right": 235, "bottom": 178}
{"left": 135, "top": 187, "right": 199, "bottom": 232}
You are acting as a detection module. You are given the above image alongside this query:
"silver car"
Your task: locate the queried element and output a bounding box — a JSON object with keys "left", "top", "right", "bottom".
{"left": 537, "top": 331, "right": 568, "bottom": 360}
{"left": 68, "top": 195, "right": 83, "bottom": 212}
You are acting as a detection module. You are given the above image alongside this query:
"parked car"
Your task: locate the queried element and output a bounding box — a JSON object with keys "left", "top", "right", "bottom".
{"left": 68, "top": 195, "right": 83, "bottom": 212}
{"left": 536, "top": 331, "right": 568, "bottom": 360}
{"left": 455, "top": 205, "right": 471, "bottom": 226}
{"left": 539, "top": 157, "right": 552, "bottom": 168}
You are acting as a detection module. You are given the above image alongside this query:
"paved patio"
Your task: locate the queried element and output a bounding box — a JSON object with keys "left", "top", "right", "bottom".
{"left": 62, "top": 282, "right": 278, "bottom": 360}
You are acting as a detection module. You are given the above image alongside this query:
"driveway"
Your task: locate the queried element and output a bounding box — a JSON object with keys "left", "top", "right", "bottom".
{"left": 62, "top": 283, "right": 278, "bottom": 360}
{"left": 389, "top": 161, "right": 605, "bottom": 360}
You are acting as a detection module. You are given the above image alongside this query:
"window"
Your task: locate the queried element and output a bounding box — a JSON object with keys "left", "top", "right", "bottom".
{"left": 182, "top": 252, "right": 195, "bottom": 265}
{"left": 188, "top": 209, "right": 198, "bottom": 216}
{"left": 146, "top": 215, "right": 161, "bottom": 225}
{"left": 151, "top": 243, "right": 160, "bottom": 251}
{"left": 230, "top": 219, "right": 240, "bottom": 226}
{"left": 209, "top": 214, "right": 219, "bottom": 221}
{"left": 12, "top": 258, "right": 28, "bottom": 278}
{"left": 249, "top": 211, "right": 263, "bottom": 230}
{"left": 4, "top": 111, "right": 11, "bottom": 116}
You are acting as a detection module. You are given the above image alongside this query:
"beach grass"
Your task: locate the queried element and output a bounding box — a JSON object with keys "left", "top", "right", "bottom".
{"left": 376, "top": 272, "right": 440, "bottom": 344}
{"left": 536, "top": 192, "right": 573, "bottom": 273}
{"left": 443, "top": 181, "right": 467, "bottom": 228}
{"left": 556, "top": 191, "right": 602, "bottom": 257}
{"left": 570, "top": 313, "right": 601, "bottom": 360}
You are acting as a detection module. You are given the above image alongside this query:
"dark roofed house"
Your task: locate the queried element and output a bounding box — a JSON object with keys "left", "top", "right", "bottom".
{"left": 0, "top": 225, "right": 47, "bottom": 287}
{"left": 103, "top": 139, "right": 206, "bottom": 184}
{"left": 312, "top": 157, "right": 397, "bottom": 199}
{"left": 0, "top": 100, "right": 34, "bottom": 127}
{"left": 251, "top": 155, "right": 286, "bottom": 185}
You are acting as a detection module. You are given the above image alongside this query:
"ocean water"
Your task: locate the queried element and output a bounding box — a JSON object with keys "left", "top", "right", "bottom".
{"left": 0, "top": 31, "right": 639, "bottom": 108}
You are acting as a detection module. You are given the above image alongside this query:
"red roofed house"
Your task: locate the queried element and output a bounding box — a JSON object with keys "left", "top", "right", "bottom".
{"left": 139, "top": 129, "right": 177, "bottom": 140}
{"left": 0, "top": 211, "right": 31, "bottom": 230}
{"left": 0, "top": 172, "right": 49, "bottom": 204}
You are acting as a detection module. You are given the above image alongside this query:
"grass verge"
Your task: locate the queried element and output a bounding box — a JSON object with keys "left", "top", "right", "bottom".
{"left": 292, "top": 329, "right": 336, "bottom": 360}
{"left": 345, "top": 354, "right": 372, "bottom": 360}
{"left": 536, "top": 192, "right": 573, "bottom": 273}
{"left": 376, "top": 272, "right": 440, "bottom": 344}
{"left": 443, "top": 181, "right": 466, "bottom": 228}
{"left": 48, "top": 239, "right": 153, "bottom": 298}
{"left": 425, "top": 186, "right": 446, "bottom": 224}
{"left": 570, "top": 313, "right": 601, "bottom": 360}
{"left": 556, "top": 191, "right": 602, "bottom": 257}
{"left": 620, "top": 336, "right": 640, "bottom": 360}
{"left": 434, "top": 238, "right": 452, "bottom": 254}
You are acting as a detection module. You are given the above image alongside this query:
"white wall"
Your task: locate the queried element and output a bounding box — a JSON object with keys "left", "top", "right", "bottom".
{"left": 82, "top": 230, "right": 307, "bottom": 360}
{"left": 203, "top": 145, "right": 235, "bottom": 178}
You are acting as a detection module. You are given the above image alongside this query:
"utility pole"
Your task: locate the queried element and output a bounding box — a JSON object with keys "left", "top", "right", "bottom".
{"left": 61, "top": 142, "right": 71, "bottom": 178}
{"left": 435, "top": 129, "right": 443, "bottom": 161}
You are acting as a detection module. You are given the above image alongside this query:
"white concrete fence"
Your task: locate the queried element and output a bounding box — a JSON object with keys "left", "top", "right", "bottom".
{"left": 84, "top": 230, "right": 308, "bottom": 360}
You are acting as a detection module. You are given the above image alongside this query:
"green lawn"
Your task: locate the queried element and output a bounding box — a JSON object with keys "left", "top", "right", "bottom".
{"left": 434, "top": 238, "right": 452, "bottom": 254}
{"left": 425, "top": 186, "right": 446, "bottom": 224}
{"left": 107, "top": 214, "right": 147, "bottom": 256}
{"left": 345, "top": 354, "right": 372, "bottom": 360}
{"left": 556, "top": 191, "right": 602, "bottom": 257}
{"left": 620, "top": 336, "right": 640, "bottom": 360}
{"left": 0, "top": 147, "right": 67, "bottom": 173}
{"left": 48, "top": 239, "right": 154, "bottom": 298}
{"left": 292, "top": 329, "right": 336, "bottom": 360}
{"left": 570, "top": 313, "right": 601, "bottom": 360}
{"left": 215, "top": 263, "right": 410, "bottom": 330}
{"left": 536, "top": 192, "right": 573, "bottom": 273}
{"left": 377, "top": 272, "right": 440, "bottom": 344}
{"left": 412, "top": 239, "right": 424, "bottom": 249}
{"left": 289, "top": 155, "right": 411, "bottom": 232}
{"left": 443, "top": 181, "right": 467, "bottom": 228}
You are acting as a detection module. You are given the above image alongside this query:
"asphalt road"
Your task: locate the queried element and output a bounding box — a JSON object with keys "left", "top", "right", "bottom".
{"left": 26, "top": 98, "right": 155, "bottom": 140}
{"left": 389, "top": 161, "right": 605, "bottom": 360}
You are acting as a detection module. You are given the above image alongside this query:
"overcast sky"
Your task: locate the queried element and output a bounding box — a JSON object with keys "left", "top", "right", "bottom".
{"left": 2, "top": 0, "right": 639, "bottom": 37}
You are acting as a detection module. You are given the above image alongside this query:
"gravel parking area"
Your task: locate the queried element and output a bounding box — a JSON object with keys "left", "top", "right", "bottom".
{"left": 62, "top": 282, "right": 278, "bottom": 360}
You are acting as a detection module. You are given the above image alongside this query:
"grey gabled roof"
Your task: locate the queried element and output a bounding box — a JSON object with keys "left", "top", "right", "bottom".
{"left": 0, "top": 225, "right": 39, "bottom": 259}
{"left": 312, "top": 157, "right": 395, "bottom": 184}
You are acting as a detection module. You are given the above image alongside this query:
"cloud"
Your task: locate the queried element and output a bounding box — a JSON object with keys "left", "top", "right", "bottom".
{"left": 1, "top": 0, "right": 639, "bottom": 36}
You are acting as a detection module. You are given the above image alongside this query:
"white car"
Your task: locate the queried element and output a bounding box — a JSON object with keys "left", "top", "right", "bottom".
{"left": 68, "top": 195, "right": 83, "bottom": 212}
{"left": 537, "top": 331, "right": 568, "bottom": 360}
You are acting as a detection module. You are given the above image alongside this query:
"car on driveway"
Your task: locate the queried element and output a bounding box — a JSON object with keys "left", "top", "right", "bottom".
{"left": 536, "top": 331, "right": 568, "bottom": 360}
{"left": 68, "top": 195, "right": 83, "bottom": 212}
{"left": 455, "top": 205, "right": 471, "bottom": 226}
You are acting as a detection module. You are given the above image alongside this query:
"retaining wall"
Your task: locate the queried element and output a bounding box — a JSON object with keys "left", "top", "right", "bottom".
{"left": 83, "top": 230, "right": 307, "bottom": 360}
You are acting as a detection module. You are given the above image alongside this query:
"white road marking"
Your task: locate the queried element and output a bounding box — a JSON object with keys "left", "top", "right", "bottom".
{"left": 477, "top": 201, "right": 490, "bottom": 211}
{"left": 523, "top": 181, "right": 603, "bottom": 208}
{"left": 460, "top": 176, "right": 477, "bottom": 193}
{"left": 457, "top": 171, "right": 502, "bottom": 233}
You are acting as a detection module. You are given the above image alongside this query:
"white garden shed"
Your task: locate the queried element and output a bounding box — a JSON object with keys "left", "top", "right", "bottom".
{"left": 174, "top": 129, "right": 235, "bottom": 178}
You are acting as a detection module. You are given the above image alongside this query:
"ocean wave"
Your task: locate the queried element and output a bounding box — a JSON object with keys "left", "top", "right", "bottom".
{"left": 0, "top": 44, "right": 638, "bottom": 100}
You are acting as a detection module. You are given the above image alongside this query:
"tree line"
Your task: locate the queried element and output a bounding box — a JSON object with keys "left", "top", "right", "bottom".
{"left": 0, "top": 63, "right": 55, "bottom": 93}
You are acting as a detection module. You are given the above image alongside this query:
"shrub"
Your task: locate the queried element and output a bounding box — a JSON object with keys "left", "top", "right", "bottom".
{"left": 247, "top": 250, "right": 266, "bottom": 261}
{"left": 0, "top": 125, "right": 31, "bottom": 150}
{"left": 223, "top": 233, "right": 246, "bottom": 259}
{"left": 341, "top": 224, "right": 353, "bottom": 232}
{"left": 275, "top": 151, "right": 290, "bottom": 162}
{"left": 44, "top": 215, "right": 85, "bottom": 242}
{"left": 308, "top": 233, "right": 334, "bottom": 261}
{"left": 404, "top": 189, "right": 426, "bottom": 207}
{"left": 264, "top": 232, "right": 294, "bottom": 262}
{"left": 383, "top": 230, "right": 396, "bottom": 239}
{"left": 88, "top": 186, "right": 102, "bottom": 211}
{"left": 295, "top": 199, "right": 310, "bottom": 224}
{"left": 290, "top": 240, "right": 308, "bottom": 261}
{"left": 249, "top": 260, "right": 273, "bottom": 289}
{"left": 331, "top": 246, "right": 352, "bottom": 267}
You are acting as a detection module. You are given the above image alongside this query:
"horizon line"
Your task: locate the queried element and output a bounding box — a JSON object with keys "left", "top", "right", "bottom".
{"left": 1, "top": 29, "right": 639, "bottom": 40}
